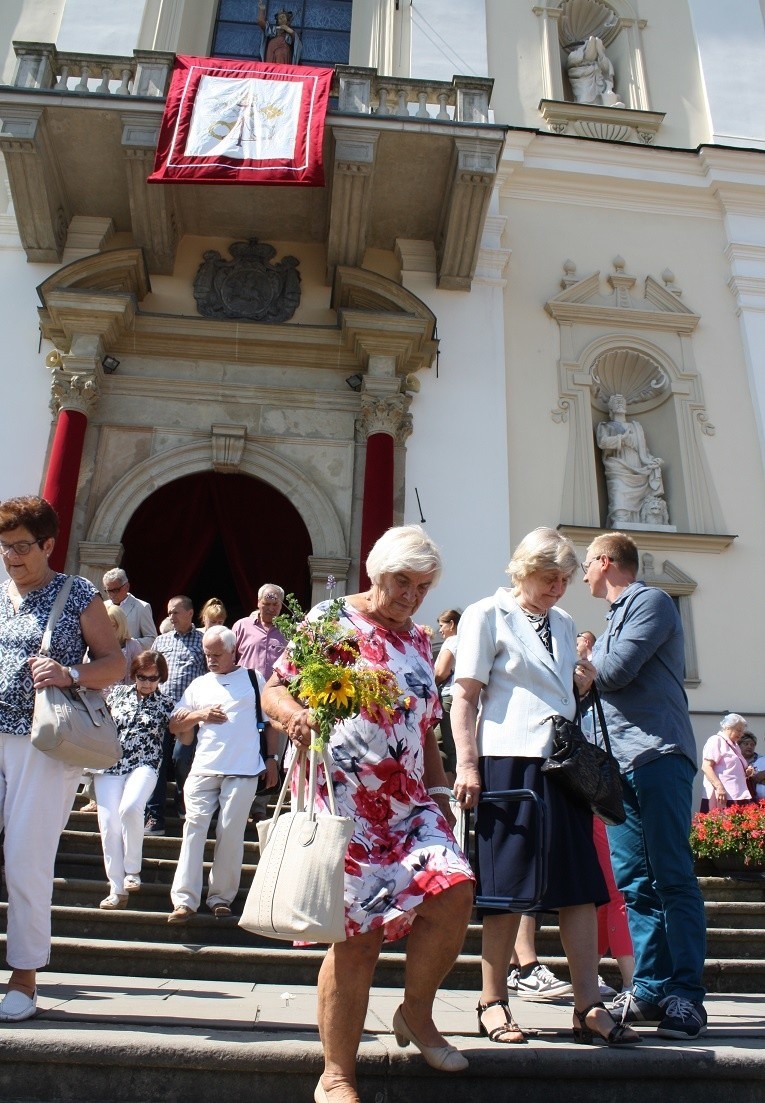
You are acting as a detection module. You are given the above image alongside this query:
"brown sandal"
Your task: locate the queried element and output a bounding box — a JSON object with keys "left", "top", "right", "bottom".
{"left": 477, "top": 999, "right": 527, "bottom": 1044}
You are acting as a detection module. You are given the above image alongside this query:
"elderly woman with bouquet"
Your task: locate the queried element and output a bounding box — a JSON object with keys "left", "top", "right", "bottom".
{"left": 262, "top": 526, "right": 474, "bottom": 1103}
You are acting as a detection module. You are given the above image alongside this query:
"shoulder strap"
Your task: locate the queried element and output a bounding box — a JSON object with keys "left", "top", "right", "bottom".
{"left": 588, "top": 685, "right": 614, "bottom": 756}
{"left": 245, "top": 667, "right": 265, "bottom": 731}
{"left": 39, "top": 576, "right": 76, "bottom": 657}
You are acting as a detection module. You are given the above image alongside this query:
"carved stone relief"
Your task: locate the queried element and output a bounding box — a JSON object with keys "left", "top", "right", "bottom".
{"left": 193, "top": 237, "right": 301, "bottom": 322}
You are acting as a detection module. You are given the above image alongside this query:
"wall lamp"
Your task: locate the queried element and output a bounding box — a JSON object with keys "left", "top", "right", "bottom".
{"left": 345, "top": 373, "right": 362, "bottom": 392}
{"left": 101, "top": 356, "right": 120, "bottom": 374}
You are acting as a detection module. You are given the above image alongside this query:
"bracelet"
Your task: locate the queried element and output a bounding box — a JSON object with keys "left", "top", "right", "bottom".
{"left": 427, "top": 786, "right": 453, "bottom": 798}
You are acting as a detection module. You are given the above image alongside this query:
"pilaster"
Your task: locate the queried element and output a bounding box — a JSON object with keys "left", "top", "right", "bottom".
{"left": 0, "top": 106, "right": 69, "bottom": 261}
{"left": 122, "top": 113, "right": 180, "bottom": 274}
{"left": 326, "top": 128, "right": 379, "bottom": 284}
{"left": 437, "top": 137, "right": 501, "bottom": 290}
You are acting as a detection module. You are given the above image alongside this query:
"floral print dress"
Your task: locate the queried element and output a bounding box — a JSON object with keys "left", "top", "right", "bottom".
{"left": 274, "top": 601, "right": 474, "bottom": 942}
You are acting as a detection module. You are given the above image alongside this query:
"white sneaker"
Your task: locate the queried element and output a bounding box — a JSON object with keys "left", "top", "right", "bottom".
{"left": 507, "top": 967, "right": 520, "bottom": 992}
{"left": 598, "top": 975, "right": 618, "bottom": 998}
{"left": 515, "top": 964, "right": 573, "bottom": 999}
{"left": 124, "top": 875, "right": 141, "bottom": 893}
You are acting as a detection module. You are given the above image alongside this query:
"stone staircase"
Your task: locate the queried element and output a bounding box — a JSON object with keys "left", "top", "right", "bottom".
{"left": 3, "top": 792, "right": 765, "bottom": 993}
{"left": 2, "top": 791, "right": 765, "bottom": 1103}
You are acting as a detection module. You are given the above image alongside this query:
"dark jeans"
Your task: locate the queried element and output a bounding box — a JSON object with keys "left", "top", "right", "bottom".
{"left": 145, "top": 729, "right": 197, "bottom": 825}
{"left": 607, "top": 753, "right": 706, "bottom": 1005}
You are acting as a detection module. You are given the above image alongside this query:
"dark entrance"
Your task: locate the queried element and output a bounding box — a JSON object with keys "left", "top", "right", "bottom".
{"left": 121, "top": 471, "right": 312, "bottom": 626}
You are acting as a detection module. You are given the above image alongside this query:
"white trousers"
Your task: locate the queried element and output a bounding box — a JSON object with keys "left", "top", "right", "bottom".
{"left": 0, "top": 733, "right": 82, "bottom": 970}
{"left": 170, "top": 773, "right": 259, "bottom": 911}
{"left": 94, "top": 766, "right": 158, "bottom": 894}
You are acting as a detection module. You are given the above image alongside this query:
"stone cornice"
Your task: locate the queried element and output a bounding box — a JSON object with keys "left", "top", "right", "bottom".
{"left": 545, "top": 300, "right": 700, "bottom": 333}
{"left": 538, "top": 99, "right": 665, "bottom": 144}
{"left": 38, "top": 289, "right": 139, "bottom": 349}
{"left": 558, "top": 525, "right": 736, "bottom": 554}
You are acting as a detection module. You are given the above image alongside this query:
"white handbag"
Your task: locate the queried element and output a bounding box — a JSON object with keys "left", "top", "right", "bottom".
{"left": 239, "top": 745, "right": 353, "bottom": 943}
{"left": 30, "top": 577, "right": 123, "bottom": 770}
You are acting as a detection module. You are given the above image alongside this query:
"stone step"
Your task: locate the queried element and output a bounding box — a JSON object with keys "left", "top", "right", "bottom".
{"left": 3, "top": 924, "right": 764, "bottom": 994}
{"left": 2, "top": 981, "right": 763, "bottom": 1103}
{"left": 56, "top": 828, "right": 261, "bottom": 863}
{"left": 54, "top": 850, "right": 260, "bottom": 885}
{"left": 38, "top": 890, "right": 765, "bottom": 968}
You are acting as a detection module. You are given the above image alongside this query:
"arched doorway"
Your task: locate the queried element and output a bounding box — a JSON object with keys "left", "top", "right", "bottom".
{"left": 120, "top": 471, "right": 312, "bottom": 625}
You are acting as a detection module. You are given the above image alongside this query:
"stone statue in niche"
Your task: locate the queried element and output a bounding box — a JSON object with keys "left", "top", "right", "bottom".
{"left": 597, "top": 394, "right": 670, "bottom": 527}
{"left": 567, "top": 36, "right": 624, "bottom": 107}
{"left": 193, "top": 238, "right": 301, "bottom": 323}
{"left": 257, "top": 3, "right": 302, "bottom": 65}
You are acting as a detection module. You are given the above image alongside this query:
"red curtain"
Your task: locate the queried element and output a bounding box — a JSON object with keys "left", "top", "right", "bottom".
{"left": 121, "top": 472, "right": 312, "bottom": 624}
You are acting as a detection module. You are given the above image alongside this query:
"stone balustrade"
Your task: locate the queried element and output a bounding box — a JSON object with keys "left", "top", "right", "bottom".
{"left": 6, "top": 43, "right": 494, "bottom": 124}
{"left": 333, "top": 67, "right": 494, "bottom": 124}
{"left": 9, "top": 41, "right": 174, "bottom": 98}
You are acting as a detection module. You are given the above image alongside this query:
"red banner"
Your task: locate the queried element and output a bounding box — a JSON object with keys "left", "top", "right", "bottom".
{"left": 148, "top": 55, "right": 331, "bottom": 187}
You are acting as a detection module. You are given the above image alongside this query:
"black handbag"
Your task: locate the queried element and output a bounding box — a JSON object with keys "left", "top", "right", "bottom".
{"left": 541, "top": 686, "right": 625, "bottom": 826}
{"left": 246, "top": 669, "right": 283, "bottom": 794}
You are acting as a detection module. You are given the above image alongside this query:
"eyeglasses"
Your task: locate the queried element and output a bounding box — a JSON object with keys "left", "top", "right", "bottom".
{"left": 135, "top": 673, "right": 161, "bottom": 683}
{"left": 105, "top": 585, "right": 126, "bottom": 595}
{"left": 581, "top": 555, "right": 606, "bottom": 575}
{"left": 0, "top": 539, "right": 45, "bottom": 557}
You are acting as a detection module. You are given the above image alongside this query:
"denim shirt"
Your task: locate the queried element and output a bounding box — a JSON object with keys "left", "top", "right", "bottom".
{"left": 591, "top": 582, "right": 696, "bottom": 773}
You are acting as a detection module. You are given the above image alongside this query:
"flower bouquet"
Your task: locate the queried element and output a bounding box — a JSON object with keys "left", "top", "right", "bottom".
{"left": 275, "top": 594, "right": 404, "bottom": 750}
{"left": 690, "top": 801, "right": 765, "bottom": 871}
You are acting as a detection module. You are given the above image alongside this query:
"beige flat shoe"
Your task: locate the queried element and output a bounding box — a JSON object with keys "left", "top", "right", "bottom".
{"left": 100, "top": 893, "right": 128, "bottom": 910}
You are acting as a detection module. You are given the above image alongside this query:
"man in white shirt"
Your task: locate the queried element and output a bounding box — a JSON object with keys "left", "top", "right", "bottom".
{"left": 167, "top": 625, "right": 279, "bottom": 922}
{"left": 103, "top": 568, "right": 157, "bottom": 648}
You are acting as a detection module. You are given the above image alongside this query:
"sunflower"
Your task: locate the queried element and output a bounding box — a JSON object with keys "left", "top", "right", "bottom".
{"left": 317, "top": 670, "right": 355, "bottom": 709}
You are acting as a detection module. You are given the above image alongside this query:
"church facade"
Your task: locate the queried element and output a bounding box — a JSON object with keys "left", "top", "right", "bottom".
{"left": 1, "top": 0, "right": 763, "bottom": 742}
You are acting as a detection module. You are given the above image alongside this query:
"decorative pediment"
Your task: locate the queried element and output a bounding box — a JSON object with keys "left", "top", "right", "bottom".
{"left": 545, "top": 258, "right": 700, "bottom": 333}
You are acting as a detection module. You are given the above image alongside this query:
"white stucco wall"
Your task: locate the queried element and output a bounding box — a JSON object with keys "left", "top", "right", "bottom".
{"left": 0, "top": 210, "right": 54, "bottom": 504}
{"left": 688, "top": 0, "right": 765, "bottom": 147}
{"left": 402, "top": 273, "right": 510, "bottom": 628}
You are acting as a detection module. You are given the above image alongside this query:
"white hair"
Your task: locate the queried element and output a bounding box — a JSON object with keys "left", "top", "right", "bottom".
{"left": 721, "top": 713, "right": 747, "bottom": 731}
{"left": 203, "top": 625, "right": 236, "bottom": 652}
{"left": 103, "top": 567, "right": 128, "bottom": 587}
{"left": 507, "top": 527, "right": 578, "bottom": 585}
{"left": 258, "top": 583, "right": 285, "bottom": 601}
{"left": 366, "top": 525, "right": 443, "bottom": 585}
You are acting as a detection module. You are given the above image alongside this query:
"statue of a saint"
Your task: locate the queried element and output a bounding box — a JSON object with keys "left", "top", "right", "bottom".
{"left": 567, "top": 36, "right": 624, "bottom": 107}
{"left": 597, "top": 394, "right": 670, "bottom": 527}
{"left": 257, "top": 4, "right": 302, "bottom": 65}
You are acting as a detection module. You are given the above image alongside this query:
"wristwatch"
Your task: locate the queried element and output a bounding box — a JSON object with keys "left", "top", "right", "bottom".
{"left": 265, "top": 754, "right": 279, "bottom": 761}
{"left": 68, "top": 667, "right": 80, "bottom": 685}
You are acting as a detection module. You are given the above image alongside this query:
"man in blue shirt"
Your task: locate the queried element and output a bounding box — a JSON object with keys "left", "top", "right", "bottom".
{"left": 583, "top": 531, "right": 707, "bottom": 1040}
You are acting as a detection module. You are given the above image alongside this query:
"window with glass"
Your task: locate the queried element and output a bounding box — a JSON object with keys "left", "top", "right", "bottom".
{"left": 212, "top": 0, "right": 352, "bottom": 68}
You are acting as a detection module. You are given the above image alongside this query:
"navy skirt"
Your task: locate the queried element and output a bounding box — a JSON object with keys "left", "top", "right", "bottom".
{"left": 475, "top": 756, "right": 608, "bottom": 915}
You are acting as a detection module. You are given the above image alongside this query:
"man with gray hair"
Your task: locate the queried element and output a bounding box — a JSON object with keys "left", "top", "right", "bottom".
{"left": 166, "top": 625, "right": 279, "bottom": 923}
{"left": 103, "top": 568, "right": 157, "bottom": 648}
{"left": 232, "top": 583, "right": 287, "bottom": 680}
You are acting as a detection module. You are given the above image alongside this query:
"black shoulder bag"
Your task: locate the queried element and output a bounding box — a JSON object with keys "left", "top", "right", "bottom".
{"left": 541, "top": 685, "right": 625, "bottom": 826}
{"left": 245, "top": 669, "right": 281, "bottom": 794}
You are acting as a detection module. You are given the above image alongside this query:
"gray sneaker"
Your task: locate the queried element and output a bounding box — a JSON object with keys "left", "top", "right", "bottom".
{"left": 515, "top": 964, "right": 573, "bottom": 999}
{"left": 609, "top": 990, "right": 663, "bottom": 1023}
{"left": 656, "top": 996, "right": 708, "bottom": 1039}
{"left": 507, "top": 967, "right": 520, "bottom": 993}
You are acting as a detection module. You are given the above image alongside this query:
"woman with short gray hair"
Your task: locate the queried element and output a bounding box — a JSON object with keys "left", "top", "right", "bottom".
{"left": 700, "top": 713, "right": 754, "bottom": 812}
{"left": 263, "top": 524, "right": 473, "bottom": 1103}
{"left": 451, "top": 526, "right": 639, "bottom": 1048}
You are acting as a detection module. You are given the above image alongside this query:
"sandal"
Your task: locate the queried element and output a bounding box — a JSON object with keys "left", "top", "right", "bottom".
{"left": 572, "top": 1001, "right": 640, "bottom": 1046}
{"left": 476, "top": 999, "right": 527, "bottom": 1044}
